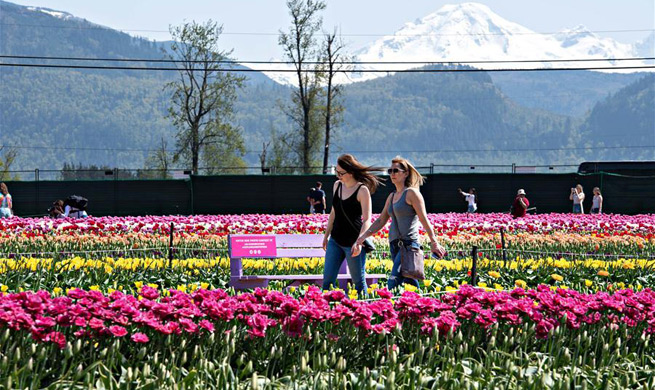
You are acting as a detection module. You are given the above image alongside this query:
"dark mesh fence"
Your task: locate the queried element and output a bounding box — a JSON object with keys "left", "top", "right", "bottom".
{"left": 10, "top": 179, "right": 192, "bottom": 217}
{"left": 5, "top": 172, "right": 652, "bottom": 217}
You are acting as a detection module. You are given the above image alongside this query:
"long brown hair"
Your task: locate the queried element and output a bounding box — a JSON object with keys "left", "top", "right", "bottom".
{"left": 392, "top": 156, "right": 425, "bottom": 188}
{"left": 337, "top": 154, "right": 384, "bottom": 194}
{"left": 0, "top": 183, "right": 7, "bottom": 196}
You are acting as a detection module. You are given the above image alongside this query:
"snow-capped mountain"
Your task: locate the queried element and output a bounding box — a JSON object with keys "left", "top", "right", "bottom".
{"left": 633, "top": 32, "right": 655, "bottom": 57}
{"left": 259, "top": 2, "right": 653, "bottom": 85}
{"left": 25, "top": 6, "right": 80, "bottom": 21}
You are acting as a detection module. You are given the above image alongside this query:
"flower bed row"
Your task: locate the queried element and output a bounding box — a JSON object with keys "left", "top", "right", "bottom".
{"left": 1, "top": 255, "right": 654, "bottom": 294}
{"left": 2, "top": 213, "right": 655, "bottom": 236}
{"left": 3, "top": 287, "right": 655, "bottom": 388}
{"left": 1, "top": 230, "right": 653, "bottom": 261}
{"left": 2, "top": 285, "right": 655, "bottom": 346}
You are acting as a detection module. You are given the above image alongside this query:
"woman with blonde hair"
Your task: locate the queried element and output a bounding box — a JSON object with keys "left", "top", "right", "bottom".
{"left": 570, "top": 184, "right": 585, "bottom": 214}
{"left": 322, "top": 154, "right": 384, "bottom": 296}
{"left": 0, "top": 183, "right": 13, "bottom": 218}
{"left": 356, "top": 156, "right": 446, "bottom": 289}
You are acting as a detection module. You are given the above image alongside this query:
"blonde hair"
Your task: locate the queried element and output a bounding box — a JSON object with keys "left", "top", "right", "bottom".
{"left": 391, "top": 156, "right": 425, "bottom": 188}
{"left": 576, "top": 184, "right": 584, "bottom": 192}
{"left": 593, "top": 187, "right": 601, "bottom": 195}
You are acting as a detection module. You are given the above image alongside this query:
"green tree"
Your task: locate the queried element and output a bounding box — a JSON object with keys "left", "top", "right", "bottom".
{"left": 60, "top": 162, "right": 135, "bottom": 180}
{"left": 279, "top": 0, "right": 326, "bottom": 173}
{"left": 265, "top": 126, "right": 297, "bottom": 174}
{"left": 139, "top": 137, "right": 172, "bottom": 179}
{"left": 201, "top": 124, "right": 247, "bottom": 174}
{"left": 0, "top": 147, "right": 18, "bottom": 181}
{"left": 166, "top": 20, "right": 246, "bottom": 175}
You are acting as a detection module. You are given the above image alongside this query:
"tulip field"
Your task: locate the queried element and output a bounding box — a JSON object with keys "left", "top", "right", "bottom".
{"left": 1, "top": 213, "right": 655, "bottom": 388}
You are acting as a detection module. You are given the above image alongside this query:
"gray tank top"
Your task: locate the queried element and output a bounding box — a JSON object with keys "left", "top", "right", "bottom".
{"left": 387, "top": 189, "right": 419, "bottom": 242}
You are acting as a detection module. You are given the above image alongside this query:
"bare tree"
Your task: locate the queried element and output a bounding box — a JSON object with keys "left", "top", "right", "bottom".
{"left": 259, "top": 141, "right": 271, "bottom": 174}
{"left": 166, "top": 20, "right": 246, "bottom": 175}
{"left": 321, "top": 28, "right": 349, "bottom": 174}
{"left": 279, "top": 0, "right": 326, "bottom": 173}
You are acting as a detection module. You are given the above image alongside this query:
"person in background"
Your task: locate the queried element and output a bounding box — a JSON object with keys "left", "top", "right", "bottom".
{"left": 356, "top": 156, "right": 447, "bottom": 290}
{"left": 0, "top": 183, "right": 13, "bottom": 218}
{"left": 48, "top": 200, "right": 66, "bottom": 219}
{"left": 458, "top": 187, "right": 477, "bottom": 213}
{"left": 322, "top": 154, "right": 383, "bottom": 297}
{"left": 511, "top": 189, "right": 529, "bottom": 218}
{"left": 310, "top": 182, "right": 326, "bottom": 214}
{"left": 590, "top": 187, "right": 603, "bottom": 214}
{"left": 63, "top": 204, "right": 88, "bottom": 218}
{"left": 570, "top": 184, "right": 585, "bottom": 214}
{"left": 62, "top": 196, "right": 89, "bottom": 219}
{"left": 306, "top": 187, "right": 316, "bottom": 214}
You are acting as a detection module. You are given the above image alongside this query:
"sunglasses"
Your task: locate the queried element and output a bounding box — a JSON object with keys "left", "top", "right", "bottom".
{"left": 335, "top": 169, "right": 348, "bottom": 177}
{"left": 387, "top": 168, "right": 405, "bottom": 174}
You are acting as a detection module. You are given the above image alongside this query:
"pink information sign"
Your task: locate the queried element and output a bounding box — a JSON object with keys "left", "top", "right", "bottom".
{"left": 229, "top": 235, "right": 278, "bottom": 258}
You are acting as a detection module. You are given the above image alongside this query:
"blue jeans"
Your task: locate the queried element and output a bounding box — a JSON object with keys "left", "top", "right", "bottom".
{"left": 467, "top": 205, "right": 477, "bottom": 213}
{"left": 573, "top": 204, "right": 582, "bottom": 213}
{"left": 322, "top": 238, "right": 367, "bottom": 295}
{"left": 388, "top": 239, "right": 421, "bottom": 290}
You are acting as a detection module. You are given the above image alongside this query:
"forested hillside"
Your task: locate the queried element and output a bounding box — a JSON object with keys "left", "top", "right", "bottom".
{"left": 1, "top": 0, "right": 652, "bottom": 172}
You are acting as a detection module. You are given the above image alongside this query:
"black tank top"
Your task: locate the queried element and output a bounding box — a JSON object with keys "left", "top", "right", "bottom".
{"left": 331, "top": 182, "right": 363, "bottom": 247}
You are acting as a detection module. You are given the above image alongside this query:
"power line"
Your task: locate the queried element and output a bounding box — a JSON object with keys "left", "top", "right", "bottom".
{"left": 1, "top": 21, "right": 653, "bottom": 38}
{"left": 2, "top": 144, "right": 653, "bottom": 154}
{"left": 1, "top": 62, "right": 654, "bottom": 73}
{"left": 333, "top": 146, "right": 655, "bottom": 154}
{"left": 1, "top": 54, "right": 653, "bottom": 65}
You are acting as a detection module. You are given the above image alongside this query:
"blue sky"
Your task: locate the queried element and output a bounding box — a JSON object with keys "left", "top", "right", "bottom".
{"left": 8, "top": 0, "right": 655, "bottom": 60}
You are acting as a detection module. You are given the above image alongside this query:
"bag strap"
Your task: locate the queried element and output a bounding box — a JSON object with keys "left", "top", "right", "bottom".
{"left": 337, "top": 182, "right": 363, "bottom": 236}
{"left": 389, "top": 190, "right": 406, "bottom": 241}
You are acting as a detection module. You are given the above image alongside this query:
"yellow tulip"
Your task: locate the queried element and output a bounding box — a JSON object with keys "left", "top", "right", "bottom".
{"left": 404, "top": 284, "right": 417, "bottom": 292}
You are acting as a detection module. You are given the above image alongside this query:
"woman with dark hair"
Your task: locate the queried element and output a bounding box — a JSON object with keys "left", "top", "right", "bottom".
{"left": 458, "top": 187, "right": 477, "bottom": 213}
{"left": 356, "top": 156, "right": 446, "bottom": 289}
{"left": 0, "top": 183, "right": 12, "bottom": 218}
{"left": 48, "top": 200, "right": 66, "bottom": 219}
{"left": 322, "top": 154, "right": 384, "bottom": 296}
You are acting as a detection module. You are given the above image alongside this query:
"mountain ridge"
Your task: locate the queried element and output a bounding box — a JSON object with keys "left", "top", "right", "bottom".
{"left": 266, "top": 2, "right": 653, "bottom": 86}
{"left": 0, "top": 0, "right": 652, "bottom": 173}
